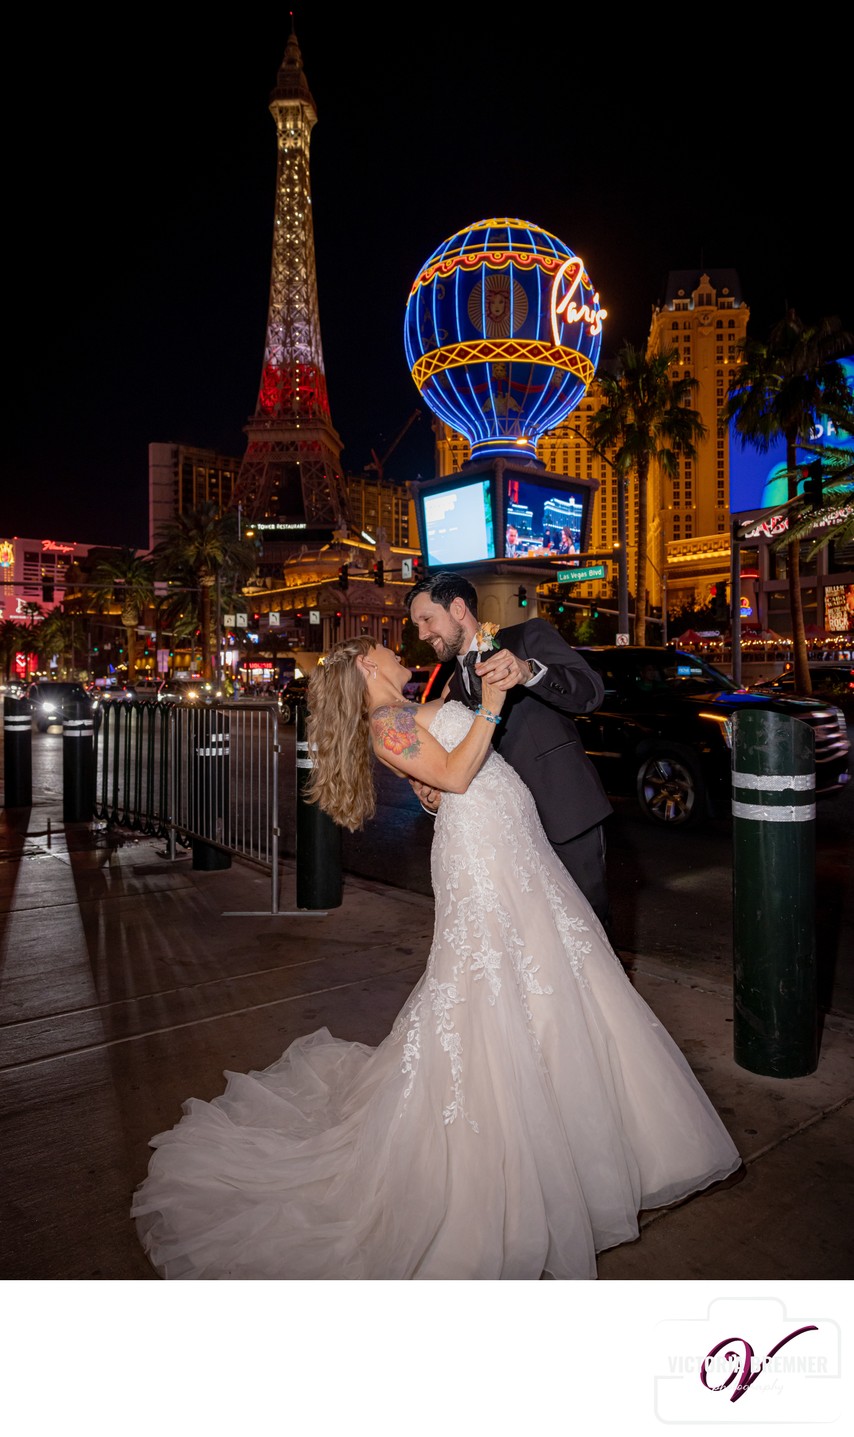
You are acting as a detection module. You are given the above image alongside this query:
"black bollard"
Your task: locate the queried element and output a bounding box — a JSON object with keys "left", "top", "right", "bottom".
{"left": 62, "top": 701, "right": 96, "bottom": 823}
{"left": 732, "top": 708, "right": 817, "bottom": 1077}
{"left": 3, "top": 696, "right": 33, "bottom": 808}
{"left": 190, "top": 701, "right": 232, "bottom": 870}
{"left": 296, "top": 704, "right": 342, "bottom": 909}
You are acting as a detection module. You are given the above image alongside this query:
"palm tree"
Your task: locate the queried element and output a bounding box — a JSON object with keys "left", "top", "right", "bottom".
{"left": 89, "top": 548, "right": 154, "bottom": 683}
{"left": 724, "top": 311, "right": 854, "bottom": 692}
{"left": 0, "top": 618, "right": 24, "bottom": 683}
{"left": 590, "top": 343, "right": 706, "bottom": 644}
{"left": 37, "top": 607, "right": 80, "bottom": 678}
{"left": 153, "top": 504, "right": 257, "bottom": 679}
{"left": 781, "top": 441, "right": 854, "bottom": 558}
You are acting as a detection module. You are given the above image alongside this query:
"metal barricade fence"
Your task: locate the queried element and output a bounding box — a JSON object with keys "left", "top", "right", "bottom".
{"left": 94, "top": 699, "right": 282, "bottom": 912}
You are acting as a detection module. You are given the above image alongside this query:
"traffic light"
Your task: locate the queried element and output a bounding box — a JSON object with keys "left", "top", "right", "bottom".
{"left": 557, "top": 602, "right": 565, "bottom": 614}
{"left": 591, "top": 604, "right": 600, "bottom": 620}
{"left": 713, "top": 581, "right": 729, "bottom": 623}
{"left": 802, "top": 459, "right": 823, "bottom": 508}
{"left": 413, "top": 560, "right": 425, "bottom": 583}
{"left": 374, "top": 561, "right": 384, "bottom": 587}
{"left": 339, "top": 563, "right": 349, "bottom": 589}
{"left": 517, "top": 585, "right": 528, "bottom": 608}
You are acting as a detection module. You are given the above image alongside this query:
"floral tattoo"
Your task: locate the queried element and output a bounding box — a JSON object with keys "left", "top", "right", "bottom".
{"left": 371, "top": 704, "right": 422, "bottom": 760}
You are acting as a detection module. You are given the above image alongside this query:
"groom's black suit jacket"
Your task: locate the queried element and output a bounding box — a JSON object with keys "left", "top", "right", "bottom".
{"left": 445, "top": 618, "right": 613, "bottom": 845}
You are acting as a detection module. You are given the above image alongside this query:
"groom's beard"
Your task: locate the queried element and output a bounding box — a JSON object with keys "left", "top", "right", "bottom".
{"left": 428, "top": 619, "right": 467, "bottom": 663}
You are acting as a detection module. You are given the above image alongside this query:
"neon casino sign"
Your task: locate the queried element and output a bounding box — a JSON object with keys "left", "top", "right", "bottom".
{"left": 0, "top": 541, "right": 13, "bottom": 568}
{"left": 404, "top": 218, "right": 607, "bottom": 464}
{"left": 550, "top": 258, "right": 607, "bottom": 342}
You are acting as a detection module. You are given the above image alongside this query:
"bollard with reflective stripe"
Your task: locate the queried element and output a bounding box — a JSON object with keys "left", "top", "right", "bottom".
{"left": 732, "top": 708, "right": 817, "bottom": 1077}
{"left": 296, "top": 705, "right": 341, "bottom": 909}
{"left": 63, "top": 702, "right": 96, "bottom": 823}
{"left": 4, "top": 696, "right": 33, "bottom": 808}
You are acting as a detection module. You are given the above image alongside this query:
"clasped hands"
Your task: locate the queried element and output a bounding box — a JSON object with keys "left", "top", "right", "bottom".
{"left": 410, "top": 649, "right": 527, "bottom": 813}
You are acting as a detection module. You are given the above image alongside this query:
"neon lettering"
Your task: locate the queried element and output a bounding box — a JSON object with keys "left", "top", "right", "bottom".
{"left": 551, "top": 257, "right": 607, "bottom": 341}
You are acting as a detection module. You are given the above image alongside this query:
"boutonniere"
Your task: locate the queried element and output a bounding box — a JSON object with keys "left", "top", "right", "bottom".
{"left": 474, "top": 622, "right": 500, "bottom": 655}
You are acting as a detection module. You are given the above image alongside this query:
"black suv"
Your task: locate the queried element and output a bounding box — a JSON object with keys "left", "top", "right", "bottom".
{"left": 27, "top": 681, "right": 94, "bottom": 732}
{"left": 574, "top": 646, "right": 850, "bottom": 826}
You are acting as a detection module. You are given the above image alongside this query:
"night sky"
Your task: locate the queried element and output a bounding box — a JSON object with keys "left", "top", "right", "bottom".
{"left": 5, "top": 5, "right": 849, "bottom": 549}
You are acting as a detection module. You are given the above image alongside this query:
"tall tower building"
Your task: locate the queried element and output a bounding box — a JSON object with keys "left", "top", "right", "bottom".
{"left": 231, "top": 27, "right": 347, "bottom": 535}
{"left": 646, "top": 269, "right": 749, "bottom": 609}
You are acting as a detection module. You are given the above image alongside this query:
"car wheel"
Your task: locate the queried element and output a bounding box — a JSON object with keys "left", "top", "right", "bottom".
{"left": 280, "top": 702, "right": 292, "bottom": 724}
{"left": 636, "top": 748, "right": 706, "bottom": 826}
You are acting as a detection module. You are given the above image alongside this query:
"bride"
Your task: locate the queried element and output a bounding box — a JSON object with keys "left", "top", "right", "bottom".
{"left": 132, "top": 635, "right": 741, "bottom": 1279}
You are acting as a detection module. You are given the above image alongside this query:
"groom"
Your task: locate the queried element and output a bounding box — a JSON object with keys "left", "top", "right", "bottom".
{"left": 405, "top": 570, "right": 613, "bottom": 928}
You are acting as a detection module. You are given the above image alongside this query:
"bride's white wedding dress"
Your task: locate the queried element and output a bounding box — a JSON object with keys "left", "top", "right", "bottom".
{"left": 132, "top": 701, "right": 741, "bottom": 1279}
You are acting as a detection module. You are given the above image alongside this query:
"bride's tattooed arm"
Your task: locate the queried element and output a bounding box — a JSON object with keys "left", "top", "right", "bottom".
{"left": 370, "top": 704, "right": 422, "bottom": 761}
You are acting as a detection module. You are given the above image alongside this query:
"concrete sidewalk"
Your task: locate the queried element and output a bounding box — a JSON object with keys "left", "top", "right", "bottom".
{"left": 1, "top": 805, "right": 852, "bottom": 1281}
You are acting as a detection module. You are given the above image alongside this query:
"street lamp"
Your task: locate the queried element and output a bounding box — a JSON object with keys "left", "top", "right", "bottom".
{"left": 563, "top": 427, "right": 629, "bottom": 636}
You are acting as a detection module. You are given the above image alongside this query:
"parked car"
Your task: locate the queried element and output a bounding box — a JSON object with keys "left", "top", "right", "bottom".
{"left": 27, "top": 680, "right": 95, "bottom": 732}
{"left": 749, "top": 662, "right": 854, "bottom": 718}
{"left": 573, "top": 646, "right": 850, "bottom": 826}
{"left": 131, "top": 679, "right": 164, "bottom": 702}
{"left": 157, "top": 677, "right": 224, "bottom": 705}
{"left": 96, "top": 682, "right": 137, "bottom": 704}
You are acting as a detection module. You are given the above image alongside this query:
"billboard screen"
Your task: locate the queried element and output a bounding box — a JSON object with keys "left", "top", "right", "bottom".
{"left": 504, "top": 475, "right": 588, "bottom": 558}
{"left": 421, "top": 477, "right": 497, "bottom": 568}
{"left": 729, "top": 356, "right": 854, "bottom": 516}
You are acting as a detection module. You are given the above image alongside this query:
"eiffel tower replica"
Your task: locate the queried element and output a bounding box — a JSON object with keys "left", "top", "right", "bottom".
{"left": 231, "top": 26, "right": 348, "bottom": 546}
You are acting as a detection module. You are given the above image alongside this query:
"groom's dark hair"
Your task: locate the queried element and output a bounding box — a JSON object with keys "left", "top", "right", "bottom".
{"left": 405, "top": 570, "right": 479, "bottom": 619}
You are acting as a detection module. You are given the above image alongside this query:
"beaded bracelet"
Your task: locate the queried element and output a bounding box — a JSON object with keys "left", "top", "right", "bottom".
{"left": 474, "top": 704, "right": 502, "bottom": 726}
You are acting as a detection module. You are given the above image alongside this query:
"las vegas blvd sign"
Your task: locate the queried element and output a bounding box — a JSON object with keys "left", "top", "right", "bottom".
{"left": 556, "top": 564, "right": 606, "bottom": 583}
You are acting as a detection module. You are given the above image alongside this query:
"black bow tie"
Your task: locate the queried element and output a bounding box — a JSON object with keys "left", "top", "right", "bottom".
{"left": 462, "top": 650, "right": 482, "bottom": 703}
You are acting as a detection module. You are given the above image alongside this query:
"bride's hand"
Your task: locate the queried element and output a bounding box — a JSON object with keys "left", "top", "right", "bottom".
{"left": 479, "top": 674, "right": 506, "bottom": 718}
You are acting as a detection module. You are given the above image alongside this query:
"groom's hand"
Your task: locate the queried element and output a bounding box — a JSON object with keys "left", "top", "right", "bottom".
{"left": 410, "top": 779, "right": 442, "bottom": 812}
{"left": 475, "top": 650, "right": 531, "bottom": 691}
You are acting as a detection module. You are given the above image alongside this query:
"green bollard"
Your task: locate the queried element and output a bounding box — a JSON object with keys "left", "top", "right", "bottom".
{"left": 296, "top": 704, "right": 342, "bottom": 910}
{"left": 732, "top": 709, "right": 817, "bottom": 1077}
{"left": 4, "top": 696, "right": 32, "bottom": 808}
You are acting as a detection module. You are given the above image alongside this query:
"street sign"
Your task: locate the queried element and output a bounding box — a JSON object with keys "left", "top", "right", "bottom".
{"left": 557, "top": 564, "right": 606, "bottom": 583}
{"left": 616, "top": 633, "right": 630, "bottom": 646}
{"left": 269, "top": 612, "right": 280, "bottom": 627}
{"left": 235, "top": 614, "right": 247, "bottom": 628}
{"left": 401, "top": 558, "right": 413, "bottom": 580}
{"left": 223, "top": 614, "right": 235, "bottom": 627}
{"left": 309, "top": 609, "right": 320, "bottom": 625}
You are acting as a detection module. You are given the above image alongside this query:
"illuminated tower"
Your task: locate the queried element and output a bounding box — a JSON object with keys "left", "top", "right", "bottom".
{"left": 232, "top": 27, "right": 346, "bottom": 530}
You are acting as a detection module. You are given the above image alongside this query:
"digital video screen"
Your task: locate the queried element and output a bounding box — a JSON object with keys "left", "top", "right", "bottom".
{"left": 504, "top": 476, "right": 588, "bottom": 559}
{"left": 729, "top": 355, "right": 854, "bottom": 515}
{"left": 421, "top": 478, "right": 496, "bottom": 566}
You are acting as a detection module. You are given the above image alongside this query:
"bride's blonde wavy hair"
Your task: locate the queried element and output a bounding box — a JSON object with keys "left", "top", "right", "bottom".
{"left": 304, "top": 635, "right": 379, "bottom": 831}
